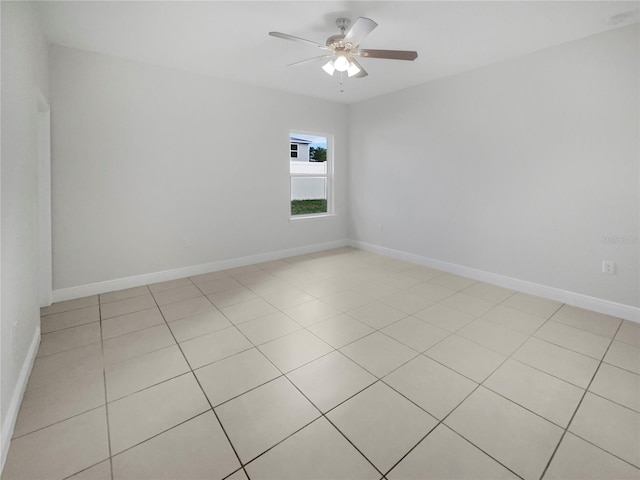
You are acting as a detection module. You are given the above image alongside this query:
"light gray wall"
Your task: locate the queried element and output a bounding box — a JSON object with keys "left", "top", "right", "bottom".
{"left": 1, "top": 0, "right": 49, "bottom": 451}
{"left": 50, "top": 46, "right": 349, "bottom": 289}
{"left": 349, "top": 25, "right": 639, "bottom": 308}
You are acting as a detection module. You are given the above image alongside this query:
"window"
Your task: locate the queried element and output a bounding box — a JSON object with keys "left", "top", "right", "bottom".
{"left": 290, "top": 132, "right": 331, "bottom": 217}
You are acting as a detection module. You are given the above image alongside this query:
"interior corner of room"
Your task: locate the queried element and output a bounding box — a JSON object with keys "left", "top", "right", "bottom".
{"left": 1, "top": 1, "right": 638, "bottom": 475}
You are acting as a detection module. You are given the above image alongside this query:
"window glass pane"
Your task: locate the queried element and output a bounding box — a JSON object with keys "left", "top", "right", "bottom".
{"left": 291, "top": 177, "right": 327, "bottom": 215}
{"left": 290, "top": 133, "right": 328, "bottom": 173}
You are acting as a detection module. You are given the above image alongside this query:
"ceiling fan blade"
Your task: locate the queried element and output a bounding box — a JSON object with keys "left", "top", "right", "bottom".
{"left": 349, "top": 58, "right": 368, "bottom": 78}
{"left": 357, "top": 49, "right": 418, "bottom": 61}
{"left": 287, "top": 55, "right": 334, "bottom": 67}
{"left": 343, "top": 17, "right": 378, "bottom": 46}
{"left": 269, "top": 31, "right": 331, "bottom": 50}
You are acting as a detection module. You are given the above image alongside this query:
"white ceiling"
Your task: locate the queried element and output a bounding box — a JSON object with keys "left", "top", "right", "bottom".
{"left": 36, "top": 1, "right": 639, "bottom": 104}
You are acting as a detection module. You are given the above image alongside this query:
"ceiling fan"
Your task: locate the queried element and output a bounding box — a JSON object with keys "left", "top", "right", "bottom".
{"left": 269, "top": 17, "right": 418, "bottom": 79}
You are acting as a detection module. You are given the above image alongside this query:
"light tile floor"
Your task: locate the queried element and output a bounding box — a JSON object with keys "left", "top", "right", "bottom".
{"left": 3, "top": 247, "right": 640, "bottom": 480}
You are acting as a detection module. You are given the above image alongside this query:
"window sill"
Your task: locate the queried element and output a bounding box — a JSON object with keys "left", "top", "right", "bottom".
{"left": 289, "top": 213, "right": 336, "bottom": 223}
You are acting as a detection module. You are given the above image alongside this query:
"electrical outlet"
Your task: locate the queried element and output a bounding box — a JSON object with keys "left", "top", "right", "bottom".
{"left": 377, "top": 224, "right": 384, "bottom": 232}
{"left": 602, "top": 261, "right": 616, "bottom": 275}
{"left": 182, "top": 237, "right": 191, "bottom": 248}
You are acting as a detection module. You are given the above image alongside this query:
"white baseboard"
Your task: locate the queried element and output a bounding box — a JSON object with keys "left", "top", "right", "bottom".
{"left": 52, "top": 239, "right": 349, "bottom": 303}
{"left": 1, "top": 326, "right": 40, "bottom": 472}
{"left": 350, "top": 240, "right": 640, "bottom": 323}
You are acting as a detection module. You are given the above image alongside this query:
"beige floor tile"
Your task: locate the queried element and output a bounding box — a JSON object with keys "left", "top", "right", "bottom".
{"left": 258, "top": 329, "right": 333, "bottom": 372}
{"left": 152, "top": 284, "right": 203, "bottom": 306}
{"left": 407, "top": 282, "right": 457, "bottom": 302}
{"left": 236, "top": 312, "right": 302, "bottom": 345}
{"left": 429, "top": 273, "right": 477, "bottom": 291}
{"left": 385, "top": 355, "right": 477, "bottom": 420}
{"left": 482, "top": 305, "right": 547, "bottom": 335}
{"left": 379, "top": 272, "right": 424, "bottom": 289}
{"left": 381, "top": 316, "right": 450, "bottom": 352}
{"left": 261, "top": 288, "right": 315, "bottom": 310}
{"left": 328, "top": 382, "right": 437, "bottom": 473}
{"left": 111, "top": 411, "right": 239, "bottom": 480}
{"left": 340, "top": 332, "right": 417, "bottom": 378}
{"left": 283, "top": 299, "right": 342, "bottom": 327}
{"left": 67, "top": 460, "right": 111, "bottom": 480}
{"left": 100, "top": 286, "right": 150, "bottom": 304}
{"left": 189, "top": 270, "right": 230, "bottom": 285}
{"left": 501, "top": 293, "right": 562, "bottom": 319}
{"left": 296, "top": 277, "right": 349, "bottom": 297}
{"left": 14, "top": 368, "right": 105, "bottom": 437}
{"left": 167, "top": 309, "right": 232, "bottom": 342}
{"left": 425, "top": 335, "right": 506, "bottom": 382}
{"left": 461, "top": 282, "right": 515, "bottom": 303}
{"left": 569, "top": 392, "right": 640, "bottom": 467}
{"left": 287, "top": 351, "right": 376, "bottom": 412}
{"left": 148, "top": 277, "right": 192, "bottom": 292}
{"left": 226, "top": 264, "right": 262, "bottom": 277}
{"left": 321, "top": 291, "right": 373, "bottom": 312}
{"left": 349, "top": 279, "right": 402, "bottom": 300}
{"left": 215, "top": 376, "right": 319, "bottom": 463}
{"left": 441, "top": 293, "right": 496, "bottom": 316}
{"left": 545, "top": 433, "right": 640, "bottom": 480}
{"left": 604, "top": 340, "right": 640, "bottom": 374}
{"left": 195, "top": 348, "right": 280, "bottom": 406}
{"left": 103, "top": 324, "right": 175, "bottom": 365}
{"left": 551, "top": 305, "right": 622, "bottom": 338}
{"left": 512, "top": 337, "right": 599, "bottom": 388}
{"left": 108, "top": 373, "right": 209, "bottom": 454}
{"left": 226, "top": 468, "right": 249, "bottom": 480}
{"left": 403, "top": 265, "right": 444, "bottom": 281}
{"left": 616, "top": 321, "right": 640, "bottom": 347}
{"left": 245, "top": 417, "right": 379, "bottom": 480}
{"left": 220, "top": 298, "right": 279, "bottom": 324}
{"left": 413, "top": 303, "right": 475, "bottom": 332}
{"left": 379, "top": 291, "right": 435, "bottom": 314}
{"left": 388, "top": 424, "right": 518, "bottom": 480}
{"left": 445, "top": 387, "right": 563, "bottom": 480}
{"left": 535, "top": 321, "right": 610, "bottom": 359}
{"left": 589, "top": 362, "right": 640, "bottom": 412}
{"left": 101, "top": 308, "right": 164, "bottom": 340}
{"left": 195, "top": 276, "right": 243, "bottom": 295}
{"left": 105, "top": 345, "right": 190, "bottom": 401}
{"left": 37, "top": 322, "right": 101, "bottom": 357}
{"left": 207, "top": 286, "right": 258, "bottom": 308}
{"left": 456, "top": 318, "right": 528, "bottom": 356}
{"left": 3, "top": 407, "right": 109, "bottom": 480}
{"left": 347, "top": 302, "right": 407, "bottom": 329}
{"left": 308, "top": 314, "right": 375, "bottom": 348}
{"left": 484, "top": 359, "right": 584, "bottom": 427}
{"left": 100, "top": 295, "right": 157, "bottom": 320}
{"left": 27, "top": 343, "right": 103, "bottom": 388}
{"left": 41, "top": 305, "right": 100, "bottom": 333}
{"left": 180, "top": 326, "right": 253, "bottom": 369}
{"left": 41, "top": 295, "right": 99, "bottom": 316}
{"left": 159, "top": 296, "right": 217, "bottom": 322}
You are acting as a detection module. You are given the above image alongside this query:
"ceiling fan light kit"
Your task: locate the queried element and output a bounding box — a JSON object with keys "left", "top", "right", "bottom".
{"left": 269, "top": 16, "right": 418, "bottom": 82}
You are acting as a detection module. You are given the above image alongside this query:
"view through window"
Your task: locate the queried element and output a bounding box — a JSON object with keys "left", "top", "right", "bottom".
{"left": 290, "top": 132, "right": 330, "bottom": 216}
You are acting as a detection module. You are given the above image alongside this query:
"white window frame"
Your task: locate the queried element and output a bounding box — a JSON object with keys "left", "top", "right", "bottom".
{"left": 289, "top": 130, "right": 334, "bottom": 220}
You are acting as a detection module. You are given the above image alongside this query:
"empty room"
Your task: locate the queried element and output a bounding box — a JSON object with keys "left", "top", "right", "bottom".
{"left": 1, "top": 1, "right": 639, "bottom": 479}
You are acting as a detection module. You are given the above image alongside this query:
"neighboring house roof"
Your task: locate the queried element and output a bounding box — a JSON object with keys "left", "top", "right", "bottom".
{"left": 290, "top": 137, "right": 312, "bottom": 144}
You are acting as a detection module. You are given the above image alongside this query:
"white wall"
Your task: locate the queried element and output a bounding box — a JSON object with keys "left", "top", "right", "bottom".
{"left": 349, "top": 25, "right": 639, "bottom": 309}
{"left": 1, "top": 0, "right": 49, "bottom": 466}
{"left": 50, "top": 46, "right": 349, "bottom": 290}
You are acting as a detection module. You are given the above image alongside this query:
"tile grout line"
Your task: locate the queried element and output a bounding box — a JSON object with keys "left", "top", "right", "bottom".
{"left": 381, "top": 302, "right": 565, "bottom": 478}
{"left": 150, "top": 280, "right": 253, "bottom": 480}
{"left": 97, "top": 299, "right": 115, "bottom": 480}
{"left": 538, "top": 319, "right": 632, "bottom": 479}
